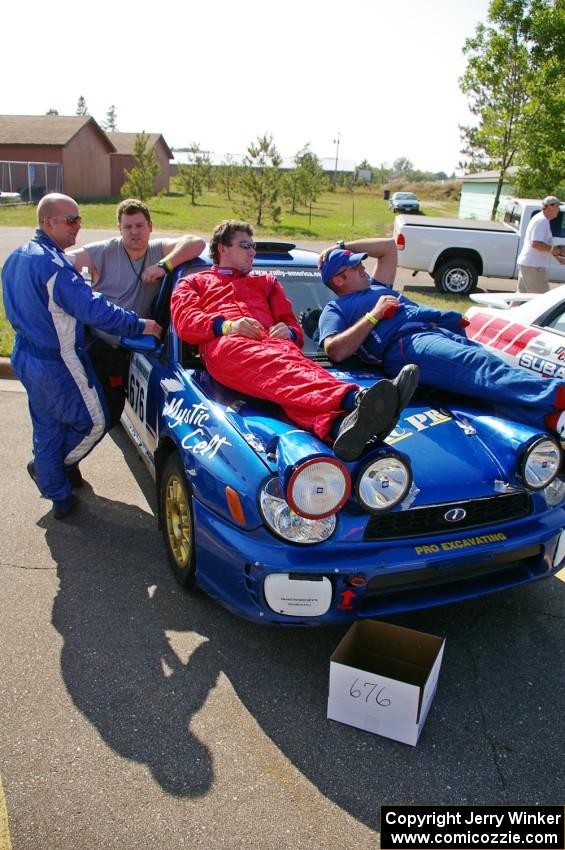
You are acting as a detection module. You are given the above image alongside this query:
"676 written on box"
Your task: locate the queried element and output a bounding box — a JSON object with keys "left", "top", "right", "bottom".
{"left": 327, "top": 619, "right": 445, "bottom": 747}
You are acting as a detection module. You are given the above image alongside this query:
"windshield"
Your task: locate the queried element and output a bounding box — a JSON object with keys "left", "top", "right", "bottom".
{"left": 253, "top": 265, "right": 333, "bottom": 356}
{"left": 395, "top": 193, "right": 417, "bottom": 200}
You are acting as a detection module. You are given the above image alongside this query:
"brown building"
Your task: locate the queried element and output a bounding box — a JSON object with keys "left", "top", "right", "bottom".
{"left": 0, "top": 115, "right": 115, "bottom": 199}
{"left": 106, "top": 132, "right": 172, "bottom": 196}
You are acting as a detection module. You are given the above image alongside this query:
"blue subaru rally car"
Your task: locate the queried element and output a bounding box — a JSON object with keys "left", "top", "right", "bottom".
{"left": 120, "top": 242, "right": 565, "bottom": 625}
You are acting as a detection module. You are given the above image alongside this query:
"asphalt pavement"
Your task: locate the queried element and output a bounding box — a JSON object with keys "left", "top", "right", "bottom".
{"left": 1, "top": 227, "right": 560, "bottom": 849}
{"left": 1, "top": 376, "right": 564, "bottom": 850}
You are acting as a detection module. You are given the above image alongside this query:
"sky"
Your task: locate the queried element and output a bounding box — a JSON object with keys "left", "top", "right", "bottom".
{"left": 3, "top": 0, "right": 492, "bottom": 175}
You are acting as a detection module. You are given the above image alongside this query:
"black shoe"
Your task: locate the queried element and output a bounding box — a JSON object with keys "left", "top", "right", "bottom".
{"left": 52, "top": 494, "right": 79, "bottom": 520}
{"left": 373, "top": 364, "right": 420, "bottom": 441}
{"left": 68, "top": 465, "right": 85, "bottom": 488}
{"left": 27, "top": 460, "right": 36, "bottom": 482}
{"left": 392, "top": 364, "right": 420, "bottom": 414}
{"left": 333, "top": 380, "right": 399, "bottom": 462}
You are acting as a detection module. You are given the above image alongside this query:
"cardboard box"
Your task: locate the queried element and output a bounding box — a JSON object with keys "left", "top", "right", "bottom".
{"left": 327, "top": 619, "right": 445, "bottom": 746}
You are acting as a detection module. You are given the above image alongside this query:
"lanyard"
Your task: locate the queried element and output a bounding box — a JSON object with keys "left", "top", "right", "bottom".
{"left": 122, "top": 243, "right": 148, "bottom": 285}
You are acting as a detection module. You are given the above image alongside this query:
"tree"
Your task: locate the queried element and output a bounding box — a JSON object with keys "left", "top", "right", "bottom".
{"left": 392, "top": 157, "right": 414, "bottom": 177}
{"left": 216, "top": 155, "right": 240, "bottom": 201}
{"left": 102, "top": 105, "right": 118, "bottom": 132}
{"left": 76, "top": 95, "right": 88, "bottom": 117}
{"left": 177, "top": 143, "right": 209, "bottom": 205}
{"left": 237, "top": 133, "right": 282, "bottom": 226}
{"left": 458, "top": 0, "right": 554, "bottom": 219}
{"left": 45, "top": 108, "right": 59, "bottom": 116}
{"left": 299, "top": 147, "right": 326, "bottom": 206}
{"left": 120, "top": 132, "right": 160, "bottom": 201}
{"left": 374, "top": 162, "right": 392, "bottom": 186}
{"left": 282, "top": 145, "right": 325, "bottom": 212}
{"left": 513, "top": 0, "right": 565, "bottom": 196}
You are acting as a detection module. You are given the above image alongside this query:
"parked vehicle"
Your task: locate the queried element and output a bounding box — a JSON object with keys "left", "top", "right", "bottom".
{"left": 389, "top": 192, "right": 420, "bottom": 213}
{"left": 118, "top": 242, "right": 565, "bottom": 625}
{"left": 465, "top": 287, "right": 565, "bottom": 379}
{"left": 393, "top": 199, "right": 565, "bottom": 295}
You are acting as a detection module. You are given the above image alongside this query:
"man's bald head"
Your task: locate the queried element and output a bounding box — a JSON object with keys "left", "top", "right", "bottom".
{"left": 37, "top": 193, "right": 78, "bottom": 225}
{"left": 37, "top": 193, "right": 81, "bottom": 250}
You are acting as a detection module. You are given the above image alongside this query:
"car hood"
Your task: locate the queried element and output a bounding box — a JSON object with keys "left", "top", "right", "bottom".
{"left": 194, "top": 371, "right": 533, "bottom": 507}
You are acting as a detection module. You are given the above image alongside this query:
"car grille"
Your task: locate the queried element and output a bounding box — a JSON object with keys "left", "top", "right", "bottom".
{"left": 360, "top": 545, "right": 544, "bottom": 614}
{"left": 363, "top": 492, "right": 532, "bottom": 541}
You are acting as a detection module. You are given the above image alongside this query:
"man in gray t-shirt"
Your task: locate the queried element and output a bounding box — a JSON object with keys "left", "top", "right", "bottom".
{"left": 68, "top": 198, "right": 204, "bottom": 425}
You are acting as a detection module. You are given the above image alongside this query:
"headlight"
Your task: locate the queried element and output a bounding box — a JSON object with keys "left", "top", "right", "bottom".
{"left": 543, "top": 475, "right": 565, "bottom": 507}
{"left": 355, "top": 452, "right": 412, "bottom": 513}
{"left": 520, "top": 437, "right": 561, "bottom": 490}
{"left": 259, "top": 477, "right": 336, "bottom": 544}
{"left": 286, "top": 458, "right": 350, "bottom": 519}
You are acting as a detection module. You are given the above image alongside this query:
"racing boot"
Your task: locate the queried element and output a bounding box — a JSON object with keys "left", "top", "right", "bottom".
{"left": 374, "top": 363, "right": 420, "bottom": 440}
{"left": 333, "top": 379, "right": 399, "bottom": 462}
{"left": 67, "top": 465, "right": 85, "bottom": 488}
{"left": 52, "top": 494, "right": 79, "bottom": 520}
{"left": 392, "top": 364, "right": 420, "bottom": 415}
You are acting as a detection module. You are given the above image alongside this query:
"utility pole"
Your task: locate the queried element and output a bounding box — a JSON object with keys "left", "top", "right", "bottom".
{"left": 333, "top": 133, "right": 340, "bottom": 184}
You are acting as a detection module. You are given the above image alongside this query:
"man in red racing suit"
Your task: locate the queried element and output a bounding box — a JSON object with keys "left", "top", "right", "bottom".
{"left": 170, "top": 220, "right": 418, "bottom": 461}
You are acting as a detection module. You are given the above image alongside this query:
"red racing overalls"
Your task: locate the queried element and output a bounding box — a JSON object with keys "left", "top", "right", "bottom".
{"left": 170, "top": 267, "right": 357, "bottom": 441}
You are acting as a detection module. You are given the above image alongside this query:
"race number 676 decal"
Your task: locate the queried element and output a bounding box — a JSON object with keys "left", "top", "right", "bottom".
{"left": 128, "top": 355, "right": 151, "bottom": 427}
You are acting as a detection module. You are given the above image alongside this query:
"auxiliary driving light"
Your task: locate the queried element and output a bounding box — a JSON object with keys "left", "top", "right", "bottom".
{"left": 286, "top": 457, "right": 351, "bottom": 519}
{"left": 520, "top": 437, "right": 561, "bottom": 491}
{"left": 355, "top": 452, "right": 412, "bottom": 513}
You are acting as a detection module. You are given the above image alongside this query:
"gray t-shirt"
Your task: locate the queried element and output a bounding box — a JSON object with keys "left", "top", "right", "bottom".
{"left": 85, "top": 237, "right": 166, "bottom": 345}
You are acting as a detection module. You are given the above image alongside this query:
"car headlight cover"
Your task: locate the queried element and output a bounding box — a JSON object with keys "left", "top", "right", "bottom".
{"left": 260, "top": 477, "right": 336, "bottom": 544}
{"left": 521, "top": 437, "right": 561, "bottom": 490}
{"left": 543, "top": 475, "right": 565, "bottom": 507}
{"left": 356, "top": 453, "right": 412, "bottom": 512}
{"left": 286, "top": 458, "right": 351, "bottom": 519}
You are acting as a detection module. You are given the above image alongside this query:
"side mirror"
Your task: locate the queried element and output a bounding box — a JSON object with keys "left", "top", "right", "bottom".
{"left": 119, "top": 334, "right": 163, "bottom": 355}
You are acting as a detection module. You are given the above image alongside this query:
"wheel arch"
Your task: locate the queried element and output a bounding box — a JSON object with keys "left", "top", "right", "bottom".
{"left": 433, "top": 248, "right": 483, "bottom": 276}
{"left": 155, "top": 436, "right": 181, "bottom": 530}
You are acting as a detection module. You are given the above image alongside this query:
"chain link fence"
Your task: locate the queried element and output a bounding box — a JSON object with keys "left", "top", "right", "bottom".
{"left": 0, "top": 161, "right": 63, "bottom": 204}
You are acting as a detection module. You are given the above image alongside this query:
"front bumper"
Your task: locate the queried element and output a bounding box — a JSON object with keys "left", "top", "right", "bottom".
{"left": 190, "top": 498, "right": 565, "bottom": 625}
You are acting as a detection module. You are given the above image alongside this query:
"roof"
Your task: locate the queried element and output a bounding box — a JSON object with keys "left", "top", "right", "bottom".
{"left": 107, "top": 132, "right": 173, "bottom": 159}
{"left": 0, "top": 115, "right": 115, "bottom": 151}
{"left": 462, "top": 166, "right": 519, "bottom": 183}
{"left": 171, "top": 150, "right": 356, "bottom": 173}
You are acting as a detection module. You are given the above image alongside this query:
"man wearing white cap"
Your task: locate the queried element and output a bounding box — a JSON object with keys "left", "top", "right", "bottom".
{"left": 516, "top": 195, "right": 564, "bottom": 293}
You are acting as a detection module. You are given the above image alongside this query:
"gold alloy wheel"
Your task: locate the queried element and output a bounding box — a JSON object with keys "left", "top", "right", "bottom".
{"left": 164, "top": 474, "right": 192, "bottom": 569}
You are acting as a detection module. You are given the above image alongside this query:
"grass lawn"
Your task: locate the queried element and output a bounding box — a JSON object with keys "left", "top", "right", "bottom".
{"left": 0, "top": 187, "right": 462, "bottom": 357}
{"left": 0, "top": 185, "right": 459, "bottom": 239}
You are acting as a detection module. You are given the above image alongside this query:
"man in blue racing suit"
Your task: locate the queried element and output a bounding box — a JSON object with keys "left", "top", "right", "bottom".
{"left": 2, "top": 193, "right": 161, "bottom": 519}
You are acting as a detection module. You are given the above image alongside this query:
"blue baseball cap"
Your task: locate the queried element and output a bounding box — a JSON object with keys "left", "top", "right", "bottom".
{"left": 320, "top": 249, "right": 368, "bottom": 286}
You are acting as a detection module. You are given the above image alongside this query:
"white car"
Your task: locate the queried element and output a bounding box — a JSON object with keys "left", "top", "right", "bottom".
{"left": 389, "top": 192, "right": 420, "bottom": 214}
{"left": 465, "top": 288, "right": 565, "bottom": 380}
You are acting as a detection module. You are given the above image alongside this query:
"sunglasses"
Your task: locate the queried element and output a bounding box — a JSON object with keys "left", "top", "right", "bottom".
{"left": 336, "top": 261, "right": 363, "bottom": 277}
{"left": 236, "top": 239, "right": 256, "bottom": 250}
{"left": 51, "top": 215, "right": 82, "bottom": 225}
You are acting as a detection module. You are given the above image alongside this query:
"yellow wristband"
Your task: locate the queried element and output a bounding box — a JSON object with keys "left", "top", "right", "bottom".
{"left": 161, "top": 258, "right": 174, "bottom": 273}
{"left": 365, "top": 313, "right": 378, "bottom": 326}
{"left": 222, "top": 320, "right": 233, "bottom": 336}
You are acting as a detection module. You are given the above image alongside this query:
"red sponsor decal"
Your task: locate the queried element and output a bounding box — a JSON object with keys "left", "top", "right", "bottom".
{"left": 466, "top": 312, "right": 540, "bottom": 355}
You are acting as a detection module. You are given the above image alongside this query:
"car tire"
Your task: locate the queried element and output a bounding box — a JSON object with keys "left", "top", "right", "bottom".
{"left": 160, "top": 453, "right": 196, "bottom": 588}
{"left": 433, "top": 258, "right": 479, "bottom": 295}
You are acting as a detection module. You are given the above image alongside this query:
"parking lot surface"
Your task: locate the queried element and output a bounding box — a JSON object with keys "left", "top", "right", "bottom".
{"left": 1, "top": 377, "right": 564, "bottom": 850}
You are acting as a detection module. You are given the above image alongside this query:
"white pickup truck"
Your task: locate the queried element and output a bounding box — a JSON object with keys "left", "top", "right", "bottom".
{"left": 393, "top": 198, "right": 565, "bottom": 295}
